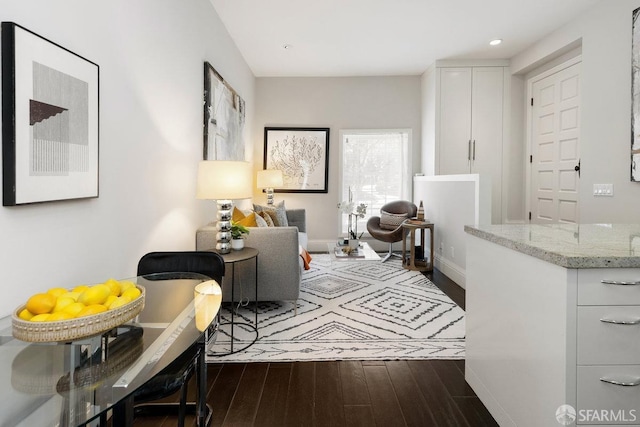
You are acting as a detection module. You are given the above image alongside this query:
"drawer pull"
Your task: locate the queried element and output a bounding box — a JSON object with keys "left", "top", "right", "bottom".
{"left": 600, "top": 317, "right": 640, "bottom": 325}
{"left": 601, "top": 279, "right": 640, "bottom": 285}
{"left": 600, "top": 376, "right": 640, "bottom": 387}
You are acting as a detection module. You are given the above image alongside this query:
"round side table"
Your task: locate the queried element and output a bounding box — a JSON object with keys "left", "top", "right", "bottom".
{"left": 401, "top": 221, "right": 434, "bottom": 272}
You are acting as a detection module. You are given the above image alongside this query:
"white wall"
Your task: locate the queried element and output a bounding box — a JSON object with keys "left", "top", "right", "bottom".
{"left": 254, "top": 76, "right": 422, "bottom": 251}
{"left": 511, "top": 0, "right": 640, "bottom": 223}
{"left": 0, "top": 0, "right": 255, "bottom": 316}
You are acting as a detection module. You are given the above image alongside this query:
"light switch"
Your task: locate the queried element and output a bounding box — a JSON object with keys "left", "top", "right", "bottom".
{"left": 593, "top": 184, "right": 614, "bottom": 196}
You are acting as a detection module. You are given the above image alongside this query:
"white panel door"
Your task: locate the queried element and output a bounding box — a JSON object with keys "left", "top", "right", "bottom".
{"left": 438, "top": 68, "right": 472, "bottom": 175}
{"left": 530, "top": 62, "right": 581, "bottom": 224}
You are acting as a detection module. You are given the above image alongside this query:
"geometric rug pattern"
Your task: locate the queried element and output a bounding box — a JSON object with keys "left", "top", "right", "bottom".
{"left": 206, "top": 254, "right": 465, "bottom": 362}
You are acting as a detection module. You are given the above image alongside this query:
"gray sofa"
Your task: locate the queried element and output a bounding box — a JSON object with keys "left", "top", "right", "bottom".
{"left": 195, "top": 209, "right": 307, "bottom": 307}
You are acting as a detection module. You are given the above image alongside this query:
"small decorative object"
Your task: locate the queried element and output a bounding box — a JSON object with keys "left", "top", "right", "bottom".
{"left": 337, "top": 187, "right": 367, "bottom": 241}
{"left": 230, "top": 221, "right": 249, "bottom": 251}
{"left": 2, "top": 22, "right": 99, "bottom": 206}
{"left": 196, "top": 160, "right": 252, "bottom": 254}
{"left": 256, "top": 169, "right": 284, "bottom": 205}
{"left": 417, "top": 200, "right": 425, "bottom": 220}
{"left": 264, "top": 127, "right": 329, "bottom": 193}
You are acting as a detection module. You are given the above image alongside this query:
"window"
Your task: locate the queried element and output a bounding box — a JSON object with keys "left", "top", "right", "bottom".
{"left": 340, "top": 129, "right": 411, "bottom": 235}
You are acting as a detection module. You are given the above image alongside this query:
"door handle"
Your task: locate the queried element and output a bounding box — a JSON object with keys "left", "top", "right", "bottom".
{"left": 472, "top": 140, "right": 476, "bottom": 161}
{"left": 468, "top": 140, "right": 471, "bottom": 162}
{"left": 574, "top": 160, "right": 580, "bottom": 177}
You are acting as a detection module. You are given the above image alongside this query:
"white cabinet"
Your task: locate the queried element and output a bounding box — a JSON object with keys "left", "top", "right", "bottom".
{"left": 437, "top": 66, "right": 505, "bottom": 223}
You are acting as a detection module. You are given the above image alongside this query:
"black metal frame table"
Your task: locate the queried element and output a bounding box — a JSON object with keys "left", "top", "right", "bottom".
{"left": 208, "top": 247, "right": 259, "bottom": 355}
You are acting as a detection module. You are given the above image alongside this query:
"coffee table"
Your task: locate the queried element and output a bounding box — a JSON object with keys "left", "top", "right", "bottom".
{"left": 327, "top": 241, "right": 381, "bottom": 261}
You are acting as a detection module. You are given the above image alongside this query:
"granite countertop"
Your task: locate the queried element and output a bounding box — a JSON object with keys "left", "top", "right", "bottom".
{"left": 464, "top": 223, "right": 640, "bottom": 268}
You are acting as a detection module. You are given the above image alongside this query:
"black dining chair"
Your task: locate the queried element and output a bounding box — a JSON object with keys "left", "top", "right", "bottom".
{"left": 133, "top": 251, "right": 225, "bottom": 427}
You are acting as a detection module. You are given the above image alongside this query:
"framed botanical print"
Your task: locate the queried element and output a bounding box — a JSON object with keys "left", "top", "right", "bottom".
{"left": 2, "top": 22, "right": 99, "bottom": 205}
{"left": 264, "top": 127, "right": 329, "bottom": 193}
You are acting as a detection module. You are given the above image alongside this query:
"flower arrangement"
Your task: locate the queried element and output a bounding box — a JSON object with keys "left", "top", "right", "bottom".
{"left": 337, "top": 187, "right": 367, "bottom": 240}
{"left": 230, "top": 221, "right": 250, "bottom": 240}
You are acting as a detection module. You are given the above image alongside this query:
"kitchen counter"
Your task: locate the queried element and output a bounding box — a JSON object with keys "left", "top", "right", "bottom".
{"left": 464, "top": 223, "right": 640, "bottom": 268}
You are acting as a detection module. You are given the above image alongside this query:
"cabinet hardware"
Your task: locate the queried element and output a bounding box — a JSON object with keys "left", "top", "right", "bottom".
{"left": 601, "top": 279, "right": 640, "bottom": 285}
{"left": 600, "top": 376, "right": 640, "bottom": 387}
{"left": 472, "top": 140, "right": 476, "bottom": 160}
{"left": 468, "top": 140, "right": 471, "bottom": 162}
{"left": 574, "top": 159, "right": 581, "bottom": 178}
{"left": 600, "top": 317, "right": 640, "bottom": 325}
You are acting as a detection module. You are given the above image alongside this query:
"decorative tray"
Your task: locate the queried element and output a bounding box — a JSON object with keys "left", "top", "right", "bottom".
{"left": 11, "top": 285, "right": 145, "bottom": 343}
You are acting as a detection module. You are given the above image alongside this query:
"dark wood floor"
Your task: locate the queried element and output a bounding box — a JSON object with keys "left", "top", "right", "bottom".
{"left": 135, "top": 268, "right": 497, "bottom": 427}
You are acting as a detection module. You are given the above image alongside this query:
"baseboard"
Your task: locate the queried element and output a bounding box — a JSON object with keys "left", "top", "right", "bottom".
{"left": 434, "top": 254, "right": 466, "bottom": 289}
{"left": 466, "top": 366, "right": 516, "bottom": 427}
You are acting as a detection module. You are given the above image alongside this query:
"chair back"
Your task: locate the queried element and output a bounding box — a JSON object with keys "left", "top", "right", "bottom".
{"left": 137, "top": 251, "right": 225, "bottom": 284}
{"left": 380, "top": 200, "right": 418, "bottom": 217}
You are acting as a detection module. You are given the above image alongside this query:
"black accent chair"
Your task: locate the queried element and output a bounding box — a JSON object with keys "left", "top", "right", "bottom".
{"left": 367, "top": 200, "right": 418, "bottom": 262}
{"left": 133, "top": 251, "right": 225, "bottom": 427}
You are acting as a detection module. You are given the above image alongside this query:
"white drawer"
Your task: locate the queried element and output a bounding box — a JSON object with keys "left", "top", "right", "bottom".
{"left": 577, "top": 365, "right": 640, "bottom": 425}
{"left": 577, "top": 306, "right": 640, "bottom": 365}
{"left": 578, "top": 269, "right": 640, "bottom": 306}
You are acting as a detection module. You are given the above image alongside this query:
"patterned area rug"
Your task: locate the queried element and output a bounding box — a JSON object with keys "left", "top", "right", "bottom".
{"left": 206, "top": 254, "right": 465, "bottom": 362}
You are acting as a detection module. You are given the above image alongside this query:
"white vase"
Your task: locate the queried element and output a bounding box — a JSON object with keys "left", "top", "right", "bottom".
{"left": 348, "top": 239, "right": 360, "bottom": 250}
{"left": 231, "top": 238, "right": 244, "bottom": 251}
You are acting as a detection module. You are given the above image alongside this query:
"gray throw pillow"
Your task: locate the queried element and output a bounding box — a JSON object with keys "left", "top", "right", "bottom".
{"left": 379, "top": 210, "right": 408, "bottom": 230}
{"left": 253, "top": 200, "right": 289, "bottom": 227}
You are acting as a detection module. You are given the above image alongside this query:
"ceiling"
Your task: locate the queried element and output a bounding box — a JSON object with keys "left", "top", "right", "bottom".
{"left": 210, "top": 0, "right": 600, "bottom": 77}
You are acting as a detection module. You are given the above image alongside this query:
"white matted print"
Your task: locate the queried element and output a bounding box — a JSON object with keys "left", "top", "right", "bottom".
{"left": 264, "top": 127, "right": 329, "bottom": 193}
{"left": 2, "top": 22, "right": 99, "bottom": 205}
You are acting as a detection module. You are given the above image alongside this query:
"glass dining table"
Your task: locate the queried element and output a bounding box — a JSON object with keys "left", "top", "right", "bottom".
{"left": 0, "top": 272, "right": 221, "bottom": 427}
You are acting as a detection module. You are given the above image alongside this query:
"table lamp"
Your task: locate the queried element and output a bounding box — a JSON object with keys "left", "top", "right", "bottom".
{"left": 197, "top": 160, "right": 252, "bottom": 254}
{"left": 256, "top": 169, "right": 283, "bottom": 206}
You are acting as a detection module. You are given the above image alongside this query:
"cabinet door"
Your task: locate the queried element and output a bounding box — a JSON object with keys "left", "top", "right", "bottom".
{"left": 438, "top": 67, "right": 472, "bottom": 175}
{"left": 471, "top": 67, "right": 504, "bottom": 224}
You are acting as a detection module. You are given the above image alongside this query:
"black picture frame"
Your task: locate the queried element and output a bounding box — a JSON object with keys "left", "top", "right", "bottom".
{"left": 264, "top": 127, "right": 330, "bottom": 193}
{"left": 203, "top": 61, "right": 245, "bottom": 161}
{"left": 2, "top": 22, "right": 99, "bottom": 206}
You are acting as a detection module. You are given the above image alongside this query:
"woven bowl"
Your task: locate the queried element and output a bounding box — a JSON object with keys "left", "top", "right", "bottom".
{"left": 11, "top": 285, "right": 145, "bottom": 343}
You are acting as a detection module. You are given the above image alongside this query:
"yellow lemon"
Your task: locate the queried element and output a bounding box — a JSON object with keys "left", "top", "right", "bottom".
{"left": 104, "top": 295, "right": 118, "bottom": 308}
{"left": 18, "top": 308, "right": 34, "bottom": 321}
{"left": 60, "top": 291, "right": 80, "bottom": 301}
{"left": 119, "top": 281, "right": 135, "bottom": 295}
{"left": 62, "top": 302, "right": 86, "bottom": 318}
{"left": 108, "top": 295, "right": 131, "bottom": 310}
{"left": 47, "top": 311, "right": 73, "bottom": 321}
{"left": 47, "top": 287, "right": 68, "bottom": 298}
{"left": 73, "top": 285, "right": 90, "bottom": 293}
{"left": 78, "top": 284, "right": 111, "bottom": 305}
{"left": 52, "top": 296, "right": 76, "bottom": 313}
{"left": 26, "top": 293, "right": 57, "bottom": 315}
{"left": 30, "top": 313, "right": 51, "bottom": 322}
{"left": 104, "top": 278, "right": 121, "bottom": 296}
{"left": 121, "top": 287, "right": 141, "bottom": 301}
{"left": 76, "top": 304, "right": 108, "bottom": 318}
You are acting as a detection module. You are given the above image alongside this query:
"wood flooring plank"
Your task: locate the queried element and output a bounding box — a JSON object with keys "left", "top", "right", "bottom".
{"left": 344, "top": 405, "right": 376, "bottom": 427}
{"left": 254, "top": 364, "right": 293, "bottom": 427}
{"left": 453, "top": 397, "right": 500, "bottom": 427}
{"left": 407, "top": 361, "right": 471, "bottom": 427}
{"left": 314, "top": 361, "right": 345, "bottom": 426}
{"left": 224, "top": 363, "right": 269, "bottom": 426}
{"left": 338, "top": 361, "right": 370, "bottom": 406}
{"left": 430, "top": 360, "right": 476, "bottom": 397}
{"left": 207, "top": 363, "right": 246, "bottom": 427}
{"left": 283, "top": 362, "right": 316, "bottom": 426}
{"left": 385, "top": 361, "right": 436, "bottom": 426}
{"left": 363, "top": 365, "right": 406, "bottom": 427}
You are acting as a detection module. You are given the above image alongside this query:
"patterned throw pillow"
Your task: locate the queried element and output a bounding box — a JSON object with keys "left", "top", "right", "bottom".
{"left": 379, "top": 210, "right": 408, "bottom": 230}
{"left": 257, "top": 211, "right": 275, "bottom": 227}
{"left": 254, "top": 213, "right": 269, "bottom": 227}
{"left": 253, "top": 201, "right": 289, "bottom": 227}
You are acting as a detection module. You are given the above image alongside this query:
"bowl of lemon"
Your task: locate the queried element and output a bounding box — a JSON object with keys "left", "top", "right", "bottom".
{"left": 12, "top": 279, "right": 145, "bottom": 343}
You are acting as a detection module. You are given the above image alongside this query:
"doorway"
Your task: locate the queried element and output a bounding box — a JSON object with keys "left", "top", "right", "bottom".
{"left": 527, "top": 57, "right": 582, "bottom": 223}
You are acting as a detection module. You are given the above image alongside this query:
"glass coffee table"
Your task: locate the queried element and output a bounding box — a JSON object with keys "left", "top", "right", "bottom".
{"left": 327, "top": 241, "right": 381, "bottom": 261}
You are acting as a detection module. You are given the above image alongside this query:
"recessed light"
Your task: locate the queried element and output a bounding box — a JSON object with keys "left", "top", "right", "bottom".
{"left": 282, "top": 44, "right": 292, "bottom": 50}
{"left": 489, "top": 39, "right": 502, "bottom": 46}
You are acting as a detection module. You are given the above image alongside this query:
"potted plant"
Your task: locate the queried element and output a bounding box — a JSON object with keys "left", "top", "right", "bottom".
{"left": 337, "top": 187, "right": 367, "bottom": 249}
{"left": 230, "top": 221, "right": 250, "bottom": 250}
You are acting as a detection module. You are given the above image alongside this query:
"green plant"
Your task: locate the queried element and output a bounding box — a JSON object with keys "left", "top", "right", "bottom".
{"left": 230, "top": 221, "right": 250, "bottom": 239}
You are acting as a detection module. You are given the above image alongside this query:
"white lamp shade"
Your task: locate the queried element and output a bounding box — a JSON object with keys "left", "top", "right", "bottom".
{"left": 257, "top": 169, "right": 284, "bottom": 189}
{"left": 196, "top": 161, "right": 253, "bottom": 200}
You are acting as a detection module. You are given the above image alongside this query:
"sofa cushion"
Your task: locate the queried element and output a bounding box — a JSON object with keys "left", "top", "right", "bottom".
{"left": 253, "top": 201, "right": 289, "bottom": 227}
{"left": 380, "top": 210, "right": 408, "bottom": 230}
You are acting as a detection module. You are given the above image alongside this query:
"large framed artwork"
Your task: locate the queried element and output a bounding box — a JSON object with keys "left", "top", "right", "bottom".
{"left": 633, "top": 8, "right": 640, "bottom": 181}
{"left": 2, "top": 22, "right": 99, "bottom": 206}
{"left": 264, "top": 127, "right": 329, "bottom": 193}
{"left": 203, "top": 62, "right": 245, "bottom": 161}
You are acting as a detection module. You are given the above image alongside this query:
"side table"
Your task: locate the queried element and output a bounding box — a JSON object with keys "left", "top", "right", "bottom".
{"left": 401, "top": 221, "right": 434, "bottom": 272}
{"left": 207, "top": 247, "right": 259, "bottom": 355}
